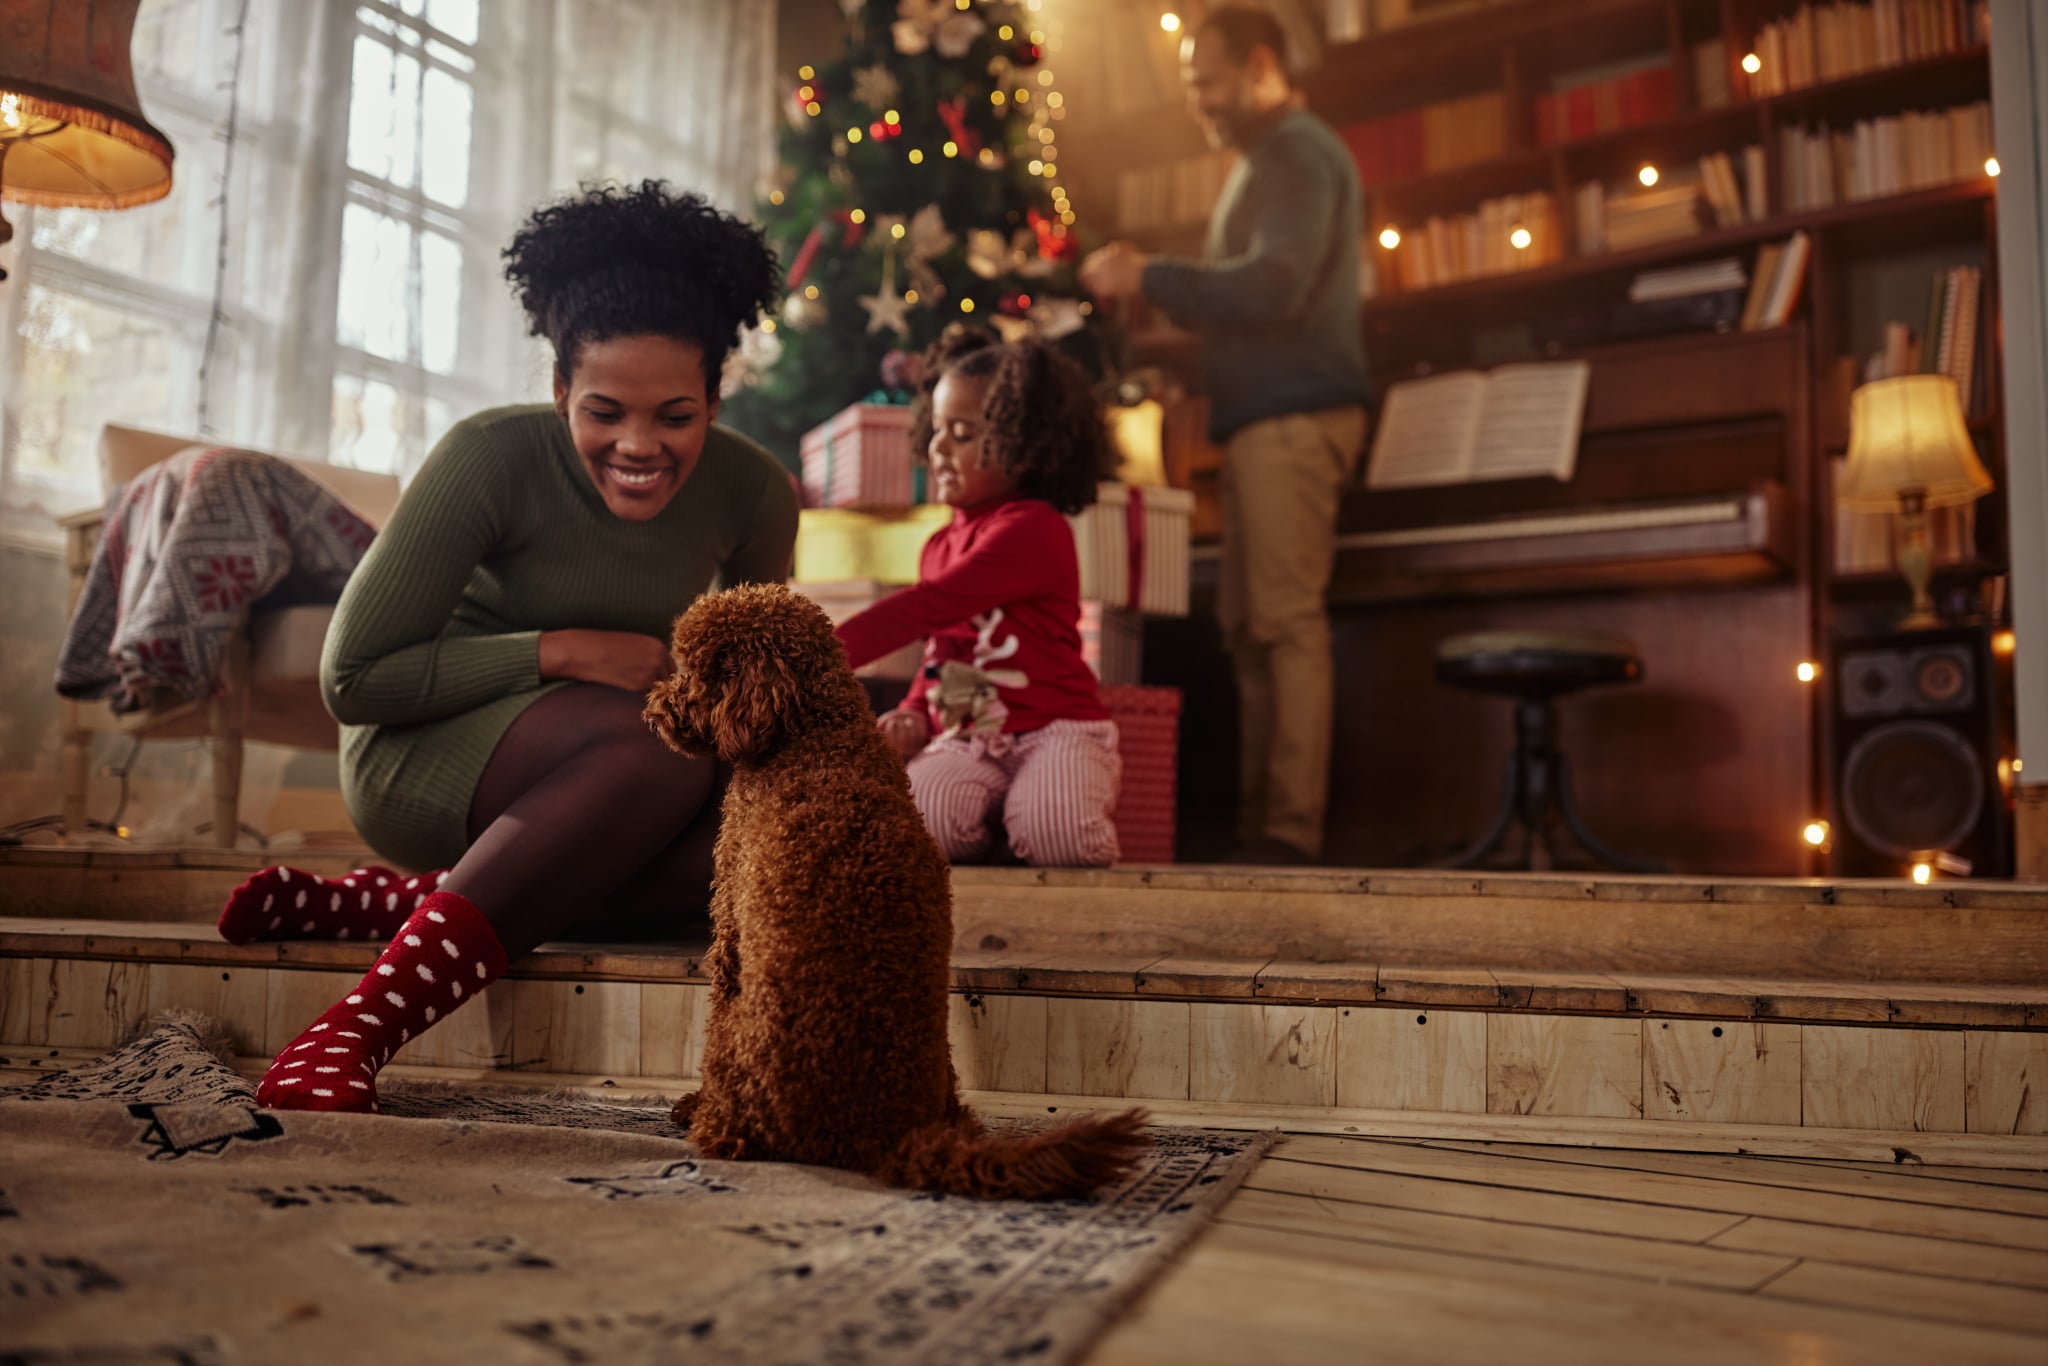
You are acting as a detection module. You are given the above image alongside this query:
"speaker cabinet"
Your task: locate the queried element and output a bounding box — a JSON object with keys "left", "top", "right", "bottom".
{"left": 1828, "top": 625, "right": 2009, "bottom": 877}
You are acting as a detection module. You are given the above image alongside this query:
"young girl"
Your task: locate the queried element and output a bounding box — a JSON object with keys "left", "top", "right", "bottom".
{"left": 835, "top": 327, "right": 1122, "bottom": 867}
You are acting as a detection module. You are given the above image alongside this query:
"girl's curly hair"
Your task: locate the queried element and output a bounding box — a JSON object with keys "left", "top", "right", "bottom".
{"left": 502, "top": 180, "right": 779, "bottom": 389}
{"left": 909, "top": 326, "right": 1114, "bottom": 515}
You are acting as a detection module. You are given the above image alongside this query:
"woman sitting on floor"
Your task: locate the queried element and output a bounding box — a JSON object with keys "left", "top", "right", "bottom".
{"left": 218, "top": 181, "right": 796, "bottom": 1113}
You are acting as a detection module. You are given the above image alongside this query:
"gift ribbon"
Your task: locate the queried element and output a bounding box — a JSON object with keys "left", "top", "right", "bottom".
{"left": 1124, "top": 486, "right": 1146, "bottom": 613}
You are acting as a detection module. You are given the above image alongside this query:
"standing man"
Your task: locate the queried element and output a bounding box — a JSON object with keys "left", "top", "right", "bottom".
{"left": 1080, "top": 6, "right": 1370, "bottom": 866}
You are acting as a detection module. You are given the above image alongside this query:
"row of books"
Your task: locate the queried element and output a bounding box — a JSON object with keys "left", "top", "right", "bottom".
{"left": 1859, "top": 265, "right": 1988, "bottom": 413}
{"left": 1382, "top": 192, "right": 1563, "bottom": 292}
{"left": 1745, "top": 0, "right": 1990, "bottom": 97}
{"left": 1339, "top": 91, "right": 1508, "bottom": 188}
{"left": 1325, "top": 0, "right": 1514, "bottom": 39}
{"left": 1114, "top": 152, "right": 1232, "bottom": 233}
{"left": 1778, "top": 100, "right": 1993, "bottom": 212}
{"left": 1833, "top": 459, "right": 1979, "bottom": 572}
{"left": 1574, "top": 147, "right": 1769, "bottom": 256}
{"left": 1535, "top": 62, "right": 1676, "bottom": 147}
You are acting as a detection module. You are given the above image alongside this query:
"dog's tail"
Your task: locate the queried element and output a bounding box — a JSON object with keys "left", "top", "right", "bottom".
{"left": 883, "top": 1107, "right": 1151, "bottom": 1200}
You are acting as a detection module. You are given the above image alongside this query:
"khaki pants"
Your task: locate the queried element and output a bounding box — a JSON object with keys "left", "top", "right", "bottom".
{"left": 1218, "top": 405, "right": 1367, "bottom": 858}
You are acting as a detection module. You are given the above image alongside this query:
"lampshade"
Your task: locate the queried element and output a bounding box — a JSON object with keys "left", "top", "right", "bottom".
{"left": 0, "top": 0, "right": 174, "bottom": 211}
{"left": 1836, "top": 374, "right": 1992, "bottom": 511}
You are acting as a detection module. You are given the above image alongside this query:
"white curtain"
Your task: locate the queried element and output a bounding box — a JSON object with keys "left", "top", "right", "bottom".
{"left": 0, "top": 0, "right": 775, "bottom": 547}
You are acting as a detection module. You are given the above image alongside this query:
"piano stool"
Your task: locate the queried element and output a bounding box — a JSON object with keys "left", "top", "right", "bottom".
{"left": 1435, "top": 630, "right": 1666, "bottom": 873}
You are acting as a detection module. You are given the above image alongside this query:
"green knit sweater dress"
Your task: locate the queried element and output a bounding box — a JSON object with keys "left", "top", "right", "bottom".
{"left": 319, "top": 404, "right": 800, "bottom": 871}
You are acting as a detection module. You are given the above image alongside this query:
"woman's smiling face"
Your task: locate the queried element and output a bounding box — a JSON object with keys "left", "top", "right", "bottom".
{"left": 554, "top": 334, "right": 718, "bottom": 521}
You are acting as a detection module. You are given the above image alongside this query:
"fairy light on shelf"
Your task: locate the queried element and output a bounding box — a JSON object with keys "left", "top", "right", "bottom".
{"left": 1638, "top": 164, "right": 1659, "bottom": 187}
{"left": 1379, "top": 226, "right": 1401, "bottom": 249}
{"left": 1161, "top": 12, "right": 1182, "bottom": 32}
{"left": 1802, "top": 820, "right": 1830, "bottom": 847}
{"left": 1510, "top": 225, "right": 1533, "bottom": 250}
{"left": 1911, "top": 861, "right": 1933, "bottom": 885}
{"left": 1986, "top": 156, "right": 2001, "bottom": 177}
{"left": 1741, "top": 52, "right": 1761, "bottom": 74}
{"left": 1993, "top": 629, "right": 2017, "bottom": 655}
{"left": 1796, "top": 660, "right": 1818, "bottom": 683}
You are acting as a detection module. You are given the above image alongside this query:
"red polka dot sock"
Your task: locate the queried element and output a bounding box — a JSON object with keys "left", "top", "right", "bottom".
{"left": 216, "top": 864, "right": 450, "bottom": 944}
{"left": 255, "top": 890, "right": 508, "bottom": 1114}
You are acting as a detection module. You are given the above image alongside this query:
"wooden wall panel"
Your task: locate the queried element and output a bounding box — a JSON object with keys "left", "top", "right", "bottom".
{"left": 1334, "top": 1006, "right": 1486, "bottom": 1113}
{"left": 1644, "top": 1020, "right": 1802, "bottom": 1125}
{"left": 264, "top": 970, "right": 366, "bottom": 1056}
{"left": 639, "top": 983, "right": 710, "bottom": 1080}
{"left": 145, "top": 964, "right": 270, "bottom": 1057}
{"left": 1045, "top": 999, "right": 1191, "bottom": 1100}
{"left": 1963, "top": 1031, "right": 2048, "bottom": 1135}
{"left": 1488, "top": 1014, "right": 1644, "bottom": 1119}
{"left": 1, "top": 956, "right": 40, "bottom": 1045}
{"left": 509, "top": 979, "right": 642, "bottom": 1077}
{"left": 950, "top": 992, "right": 1049, "bottom": 1094}
{"left": 1190, "top": 1003, "right": 1337, "bottom": 1106}
{"left": 396, "top": 984, "right": 516, "bottom": 1070}
{"left": 1802, "top": 1025, "right": 1966, "bottom": 1133}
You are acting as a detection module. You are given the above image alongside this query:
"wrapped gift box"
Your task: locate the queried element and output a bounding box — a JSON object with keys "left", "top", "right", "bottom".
{"left": 800, "top": 402, "right": 920, "bottom": 508}
{"left": 794, "top": 504, "right": 950, "bottom": 584}
{"left": 1102, "top": 684, "right": 1180, "bottom": 864}
{"left": 789, "top": 578, "right": 923, "bottom": 679}
{"left": 1069, "top": 483, "right": 1193, "bottom": 617}
{"left": 1079, "top": 600, "right": 1143, "bottom": 685}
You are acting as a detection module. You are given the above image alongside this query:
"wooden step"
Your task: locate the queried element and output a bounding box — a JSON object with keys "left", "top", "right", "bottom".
{"left": 7, "top": 849, "right": 2048, "bottom": 983}
{"left": 6, "top": 917, "right": 2045, "bottom": 1146}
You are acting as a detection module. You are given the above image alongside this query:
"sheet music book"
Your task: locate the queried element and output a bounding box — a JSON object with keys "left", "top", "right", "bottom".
{"left": 1364, "top": 360, "right": 1592, "bottom": 489}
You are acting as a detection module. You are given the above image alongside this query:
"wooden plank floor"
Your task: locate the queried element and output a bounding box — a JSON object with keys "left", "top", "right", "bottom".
{"left": 2, "top": 1049, "right": 2041, "bottom": 1361}
{"left": 1084, "top": 1134, "right": 2048, "bottom": 1365}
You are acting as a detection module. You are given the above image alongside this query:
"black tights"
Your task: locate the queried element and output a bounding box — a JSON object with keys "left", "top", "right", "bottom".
{"left": 445, "top": 683, "right": 722, "bottom": 959}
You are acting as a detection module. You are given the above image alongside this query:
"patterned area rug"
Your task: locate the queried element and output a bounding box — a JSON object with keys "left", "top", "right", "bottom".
{"left": 1, "top": 1017, "right": 1274, "bottom": 1366}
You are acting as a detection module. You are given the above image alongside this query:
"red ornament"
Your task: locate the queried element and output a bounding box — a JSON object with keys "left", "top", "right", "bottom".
{"left": 936, "top": 96, "right": 981, "bottom": 156}
{"left": 830, "top": 208, "right": 867, "bottom": 247}
{"left": 1028, "top": 209, "right": 1077, "bottom": 262}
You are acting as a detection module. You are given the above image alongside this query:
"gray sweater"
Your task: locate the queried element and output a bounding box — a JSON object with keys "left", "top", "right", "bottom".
{"left": 1141, "top": 108, "right": 1373, "bottom": 441}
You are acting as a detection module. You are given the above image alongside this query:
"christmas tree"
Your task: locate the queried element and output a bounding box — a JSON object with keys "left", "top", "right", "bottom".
{"left": 720, "top": 0, "right": 1111, "bottom": 468}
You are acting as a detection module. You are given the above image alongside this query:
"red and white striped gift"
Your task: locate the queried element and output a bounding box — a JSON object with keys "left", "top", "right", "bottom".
{"left": 1102, "top": 684, "right": 1180, "bottom": 864}
{"left": 799, "top": 402, "right": 920, "bottom": 509}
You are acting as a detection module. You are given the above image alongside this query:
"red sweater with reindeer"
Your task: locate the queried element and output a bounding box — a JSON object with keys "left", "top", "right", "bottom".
{"left": 834, "top": 493, "right": 1110, "bottom": 734}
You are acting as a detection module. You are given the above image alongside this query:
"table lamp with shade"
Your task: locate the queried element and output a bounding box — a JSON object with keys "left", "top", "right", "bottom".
{"left": 1835, "top": 373, "right": 1993, "bottom": 630}
{"left": 0, "top": 0, "right": 175, "bottom": 282}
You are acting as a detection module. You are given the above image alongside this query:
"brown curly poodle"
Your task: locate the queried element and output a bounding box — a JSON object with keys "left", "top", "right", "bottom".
{"left": 643, "top": 583, "right": 1149, "bottom": 1198}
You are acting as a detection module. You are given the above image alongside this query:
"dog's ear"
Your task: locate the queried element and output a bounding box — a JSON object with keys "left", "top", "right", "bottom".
{"left": 643, "top": 672, "right": 713, "bottom": 759}
{"left": 709, "top": 650, "right": 805, "bottom": 763}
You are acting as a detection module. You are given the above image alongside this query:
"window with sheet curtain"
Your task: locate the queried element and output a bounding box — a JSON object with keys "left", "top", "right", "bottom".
{"left": 0, "top": 0, "right": 774, "bottom": 547}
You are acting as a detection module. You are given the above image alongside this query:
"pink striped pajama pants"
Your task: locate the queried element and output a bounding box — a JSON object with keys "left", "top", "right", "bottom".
{"left": 906, "top": 719, "right": 1122, "bottom": 867}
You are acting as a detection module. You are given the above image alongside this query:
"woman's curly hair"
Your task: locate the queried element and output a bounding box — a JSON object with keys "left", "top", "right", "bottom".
{"left": 909, "top": 326, "right": 1114, "bottom": 515}
{"left": 502, "top": 180, "right": 779, "bottom": 389}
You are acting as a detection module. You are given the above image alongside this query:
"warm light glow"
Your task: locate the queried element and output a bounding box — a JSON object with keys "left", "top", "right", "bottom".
{"left": 0, "top": 94, "right": 20, "bottom": 131}
{"left": 1047, "top": 91, "right": 1064, "bottom": 108}
{"left": 1378, "top": 226, "right": 1401, "bottom": 249}
{"left": 1039, "top": 70, "right": 1055, "bottom": 86}
{"left": 884, "top": 109, "right": 900, "bottom": 126}
{"left": 1741, "top": 52, "right": 1761, "bottom": 74}
{"left": 769, "top": 189, "right": 785, "bottom": 206}
{"left": 891, "top": 222, "right": 906, "bottom": 239}
{"left": 1638, "top": 164, "right": 1660, "bottom": 187}
{"left": 1796, "top": 661, "right": 1819, "bottom": 683}
{"left": 978, "top": 147, "right": 997, "bottom": 165}
{"left": 1018, "top": 293, "right": 1032, "bottom": 308}
{"left": 1029, "top": 29, "right": 1044, "bottom": 43}
{"left": 1161, "top": 12, "right": 1182, "bottom": 32}
{"left": 1029, "top": 159, "right": 1045, "bottom": 175}
{"left": 798, "top": 65, "right": 815, "bottom": 80}
{"left": 803, "top": 285, "right": 820, "bottom": 300}
{"left": 905, "top": 289, "right": 919, "bottom": 303}
{"left": 761, "top": 319, "right": 777, "bottom": 333}
{"left": 943, "top": 140, "right": 959, "bottom": 157}
{"left": 1042, "top": 162, "right": 1057, "bottom": 177}
{"left": 961, "top": 298, "right": 976, "bottom": 313}
{"left": 908, "top": 148, "right": 924, "bottom": 164}
{"left": 847, "top": 127, "right": 863, "bottom": 142}
{"left": 1911, "top": 862, "right": 1933, "bottom": 885}
{"left": 798, "top": 85, "right": 815, "bottom": 101}
{"left": 999, "top": 24, "right": 1014, "bottom": 39}
{"left": 1802, "top": 820, "right": 1830, "bottom": 847}
{"left": 850, "top": 208, "right": 867, "bottom": 224}
{"left": 991, "top": 90, "right": 1006, "bottom": 106}
{"left": 956, "top": 0, "right": 971, "bottom": 9}
{"left": 1510, "top": 226, "right": 1533, "bottom": 250}
{"left": 1993, "top": 629, "right": 2017, "bottom": 656}
{"left": 1038, "top": 126, "right": 1055, "bottom": 143}
{"left": 804, "top": 101, "right": 821, "bottom": 116}
{"left": 2015, "top": 758, "right": 2025, "bottom": 773}
{"left": 1015, "top": 89, "right": 1031, "bottom": 103}
{"left": 1986, "top": 157, "right": 2001, "bottom": 177}
{"left": 1059, "top": 209, "right": 1075, "bottom": 224}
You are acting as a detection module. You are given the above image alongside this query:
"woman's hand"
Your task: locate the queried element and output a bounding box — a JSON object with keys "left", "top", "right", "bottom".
{"left": 538, "top": 629, "right": 673, "bottom": 694}
{"left": 878, "top": 707, "right": 930, "bottom": 759}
